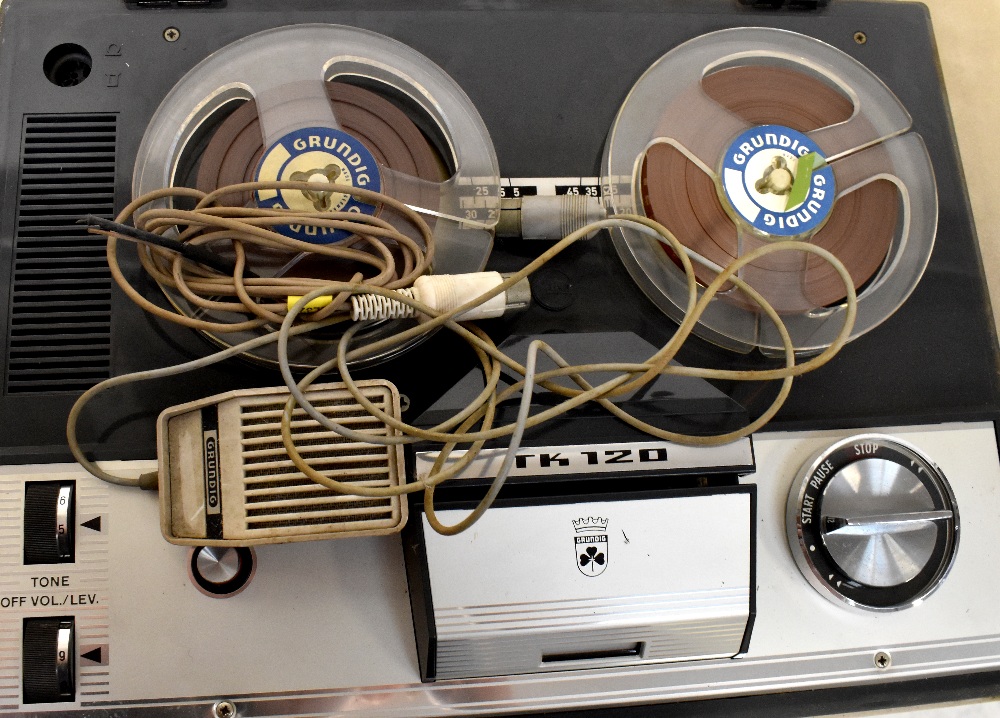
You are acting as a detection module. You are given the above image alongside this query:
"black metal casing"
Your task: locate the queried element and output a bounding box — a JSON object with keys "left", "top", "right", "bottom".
{"left": 0, "top": 0, "right": 997, "bottom": 464}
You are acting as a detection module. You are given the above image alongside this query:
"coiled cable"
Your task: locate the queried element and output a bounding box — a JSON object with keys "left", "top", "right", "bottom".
{"left": 70, "top": 181, "right": 857, "bottom": 537}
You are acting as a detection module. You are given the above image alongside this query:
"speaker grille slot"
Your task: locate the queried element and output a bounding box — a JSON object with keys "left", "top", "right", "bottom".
{"left": 238, "top": 385, "right": 401, "bottom": 535}
{"left": 5, "top": 114, "right": 117, "bottom": 394}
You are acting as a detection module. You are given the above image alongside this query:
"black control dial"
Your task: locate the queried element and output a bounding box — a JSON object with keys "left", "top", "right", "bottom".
{"left": 188, "top": 546, "right": 256, "bottom": 598}
{"left": 23, "top": 481, "right": 75, "bottom": 565}
{"left": 22, "top": 617, "right": 75, "bottom": 704}
{"left": 787, "top": 435, "right": 958, "bottom": 610}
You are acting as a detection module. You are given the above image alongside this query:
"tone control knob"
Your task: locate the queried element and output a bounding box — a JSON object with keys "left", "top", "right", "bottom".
{"left": 22, "top": 617, "right": 75, "bottom": 704}
{"left": 23, "top": 482, "right": 75, "bottom": 565}
{"left": 787, "top": 435, "right": 958, "bottom": 610}
{"left": 188, "top": 546, "right": 256, "bottom": 598}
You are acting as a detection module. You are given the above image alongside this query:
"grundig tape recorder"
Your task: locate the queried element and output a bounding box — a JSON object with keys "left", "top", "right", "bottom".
{"left": 1, "top": 0, "right": 1000, "bottom": 716}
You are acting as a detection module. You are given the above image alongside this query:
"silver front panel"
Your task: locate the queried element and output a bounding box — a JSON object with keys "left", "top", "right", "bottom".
{"left": 1, "top": 423, "right": 1000, "bottom": 716}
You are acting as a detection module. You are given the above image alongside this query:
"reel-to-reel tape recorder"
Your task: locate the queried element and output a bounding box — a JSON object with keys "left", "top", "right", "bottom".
{"left": 1, "top": 0, "right": 1000, "bottom": 716}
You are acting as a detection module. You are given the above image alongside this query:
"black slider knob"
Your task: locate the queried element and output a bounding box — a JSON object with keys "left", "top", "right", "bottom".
{"left": 23, "top": 482, "right": 75, "bottom": 565}
{"left": 22, "top": 617, "right": 75, "bottom": 704}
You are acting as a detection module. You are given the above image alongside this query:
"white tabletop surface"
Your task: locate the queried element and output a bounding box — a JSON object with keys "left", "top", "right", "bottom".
{"left": 824, "top": 701, "right": 1000, "bottom": 717}
{"left": 833, "top": 3, "right": 1000, "bottom": 715}
{"left": 921, "top": 0, "right": 1000, "bottom": 334}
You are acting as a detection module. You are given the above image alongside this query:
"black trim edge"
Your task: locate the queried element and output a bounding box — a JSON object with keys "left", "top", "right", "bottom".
{"left": 738, "top": 484, "right": 757, "bottom": 656}
{"left": 401, "top": 514, "right": 437, "bottom": 682}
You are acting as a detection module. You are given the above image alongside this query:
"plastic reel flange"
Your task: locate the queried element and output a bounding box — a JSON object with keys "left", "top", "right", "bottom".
{"left": 604, "top": 28, "right": 937, "bottom": 355}
{"left": 133, "top": 24, "right": 500, "bottom": 368}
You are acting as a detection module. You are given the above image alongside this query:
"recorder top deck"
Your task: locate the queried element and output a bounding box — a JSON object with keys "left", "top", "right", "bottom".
{"left": 0, "top": 0, "right": 997, "bottom": 465}
{"left": 2, "top": 0, "right": 1000, "bottom": 716}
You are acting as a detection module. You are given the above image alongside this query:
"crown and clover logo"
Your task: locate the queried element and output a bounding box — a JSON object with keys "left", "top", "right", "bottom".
{"left": 573, "top": 516, "right": 609, "bottom": 577}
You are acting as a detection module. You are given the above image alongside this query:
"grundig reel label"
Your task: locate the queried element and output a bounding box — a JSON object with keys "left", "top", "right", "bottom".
{"left": 415, "top": 439, "right": 754, "bottom": 480}
{"left": 721, "top": 124, "right": 835, "bottom": 237}
{"left": 254, "top": 126, "right": 382, "bottom": 244}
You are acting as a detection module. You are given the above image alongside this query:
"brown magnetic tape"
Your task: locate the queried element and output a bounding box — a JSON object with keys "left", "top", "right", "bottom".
{"left": 196, "top": 82, "right": 447, "bottom": 207}
{"left": 641, "top": 66, "right": 898, "bottom": 312}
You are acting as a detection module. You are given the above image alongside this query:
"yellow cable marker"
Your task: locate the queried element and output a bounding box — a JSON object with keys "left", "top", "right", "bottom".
{"left": 288, "top": 295, "right": 333, "bottom": 314}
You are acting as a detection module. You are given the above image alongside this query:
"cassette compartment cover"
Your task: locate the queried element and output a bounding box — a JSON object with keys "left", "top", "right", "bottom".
{"left": 406, "top": 486, "right": 755, "bottom": 681}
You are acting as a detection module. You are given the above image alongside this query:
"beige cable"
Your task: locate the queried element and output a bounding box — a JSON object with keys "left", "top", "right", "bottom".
{"left": 273, "top": 215, "right": 856, "bottom": 535}
{"left": 74, "top": 179, "right": 858, "bottom": 538}
{"left": 97, "top": 181, "right": 434, "bottom": 334}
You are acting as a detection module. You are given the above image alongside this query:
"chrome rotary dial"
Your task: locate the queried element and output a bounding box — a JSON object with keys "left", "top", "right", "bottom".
{"left": 787, "top": 435, "right": 958, "bottom": 610}
{"left": 188, "top": 546, "right": 257, "bottom": 598}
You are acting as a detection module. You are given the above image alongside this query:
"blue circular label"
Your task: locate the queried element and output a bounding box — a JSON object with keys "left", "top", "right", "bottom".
{"left": 720, "top": 125, "right": 835, "bottom": 237}
{"left": 253, "top": 126, "right": 382, "bottom": 244}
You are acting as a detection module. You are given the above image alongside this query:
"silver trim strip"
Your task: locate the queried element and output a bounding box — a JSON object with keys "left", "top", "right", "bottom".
{"left": 56, "top": 621, "right": 74, "bottom": 697}
{"left": 74, "top": 634, "right": 1000, "bottom": 717}
{"left": 56, "top": 484, "right": 73, "bottom": 559}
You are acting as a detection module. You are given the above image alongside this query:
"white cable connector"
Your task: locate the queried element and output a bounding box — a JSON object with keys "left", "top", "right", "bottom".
{"left": 351, "top": 272, "right": 531, "bottom": 322}
{"left": 412, "top": 273, "right": 509, "bottom": 320}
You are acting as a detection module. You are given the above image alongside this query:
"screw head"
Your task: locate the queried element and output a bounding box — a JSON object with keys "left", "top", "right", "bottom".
{"left": 163, "top": 27, "right": 181, "bottom": 42}
{"left": 873, "top": 651, "right": 891, "bottom": 669}
{"left": 854, "top": 31, "right": 868, "bottom": 45}
{"left": 213, "top": 701, "right": 237, "bottom": 718}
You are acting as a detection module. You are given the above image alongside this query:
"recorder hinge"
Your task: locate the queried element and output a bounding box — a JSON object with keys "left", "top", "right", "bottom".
{"left": 125, "top": 0, "right": 226, "bottom": 7}
{"left": 738, "top": 0, "right": 829, "bottom": 8}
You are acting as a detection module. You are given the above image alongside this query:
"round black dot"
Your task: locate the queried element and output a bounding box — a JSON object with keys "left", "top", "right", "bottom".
{"left": 531, "top": 268, "right": 574, "bottom": 311}
{"left": 43, "top": 44, "right": 92, "bottom": 88}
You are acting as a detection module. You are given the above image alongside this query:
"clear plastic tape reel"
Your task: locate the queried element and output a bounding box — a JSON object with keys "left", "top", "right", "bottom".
{"left": 133, "top": 24, "right": 500, "bottom": 367}
{"left": 604, "top": 27, "right": 937, "bottom": 354}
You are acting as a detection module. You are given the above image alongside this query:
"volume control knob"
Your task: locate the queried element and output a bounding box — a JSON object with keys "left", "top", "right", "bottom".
{"left": 22, "top": 617, "right": 75, "bottom": 704}
{"left": 188, "top": 546, "right": 256, "bottom": 598}
{"left": 788, "top": 435, "right": 959, "bottom": 610}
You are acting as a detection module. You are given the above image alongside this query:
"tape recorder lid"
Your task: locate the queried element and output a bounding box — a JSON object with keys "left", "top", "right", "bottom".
{"left": 0, "top": 0, "right": 998, "bottom": 469}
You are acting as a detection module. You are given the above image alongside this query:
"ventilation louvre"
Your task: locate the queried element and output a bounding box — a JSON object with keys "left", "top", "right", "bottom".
{"left": 5, "top": 114, "right": 117, "bottom": 395}
{"left": 159, "top": 381, "right": 408, "bottom": 546}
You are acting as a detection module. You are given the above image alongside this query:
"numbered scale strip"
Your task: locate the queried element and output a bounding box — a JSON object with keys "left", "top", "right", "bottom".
{"left": 0, "top": 481, "right": 24, "bottom": 708}
{"left": 501, "top": 176, "right": 604, "bottom": 199}
{"left": 457, "top": 176, "right": 607, "bottom": 227}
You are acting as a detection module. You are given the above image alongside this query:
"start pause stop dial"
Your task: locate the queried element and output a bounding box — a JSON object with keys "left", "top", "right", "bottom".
{"left": 787, "top": 435, "right": 959, "bottom": 610}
